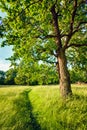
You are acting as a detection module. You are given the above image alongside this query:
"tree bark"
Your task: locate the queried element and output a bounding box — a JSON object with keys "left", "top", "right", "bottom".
{"left": 58, "top": 49, "right": 72, "bottom": 98}
{"left": 51, "top": 4, "right": 72, "bottom": 98}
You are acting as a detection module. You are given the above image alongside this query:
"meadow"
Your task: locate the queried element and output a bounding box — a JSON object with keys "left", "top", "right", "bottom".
{"left": 0, "top": 84, "right": 87, "bottom": 130}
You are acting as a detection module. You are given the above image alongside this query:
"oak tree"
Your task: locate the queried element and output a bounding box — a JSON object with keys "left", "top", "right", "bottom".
{"left": 0, "top": 0, "right": 87, "bottom": 98}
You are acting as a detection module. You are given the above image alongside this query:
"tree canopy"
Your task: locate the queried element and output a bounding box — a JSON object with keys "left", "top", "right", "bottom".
{"left": 1, "top": 0, "right": 86, "bottom": 61}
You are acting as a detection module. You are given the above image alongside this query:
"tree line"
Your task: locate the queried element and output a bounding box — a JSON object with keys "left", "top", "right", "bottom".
{"left": 0, "top": 48, "right": 87, "bottom": 85}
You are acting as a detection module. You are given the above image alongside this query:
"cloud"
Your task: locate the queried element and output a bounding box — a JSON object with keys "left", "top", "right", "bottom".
{"left": 0, "top": 60, "right": 11, "bottom": 71}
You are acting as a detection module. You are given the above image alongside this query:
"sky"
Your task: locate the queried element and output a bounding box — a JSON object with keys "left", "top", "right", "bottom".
{"left": 0, "top": 11, "right": 13, "bottom": 71}
{"left": 0, "top": 45, "right": 13, "bottom": 71}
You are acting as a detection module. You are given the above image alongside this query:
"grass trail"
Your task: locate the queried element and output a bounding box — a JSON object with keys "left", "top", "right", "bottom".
{"left": 0, "top": 85, "right": 87, "bottom": 130}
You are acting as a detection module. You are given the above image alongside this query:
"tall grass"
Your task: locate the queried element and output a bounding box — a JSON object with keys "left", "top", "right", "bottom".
{"left": 0, "top": 85, "right": 87, "bottom": 130}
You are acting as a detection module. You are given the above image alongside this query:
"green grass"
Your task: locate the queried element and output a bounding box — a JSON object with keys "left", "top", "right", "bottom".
{"left": 0, "top": 85, "right": 87, "bottom": 130}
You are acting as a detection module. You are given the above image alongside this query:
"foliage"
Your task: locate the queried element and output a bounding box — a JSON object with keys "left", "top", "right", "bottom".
{"left": 67, "top": 47, "right": 87, "bottom": 83}
{"left": 0, "top": 70, "right": 5, "bottom": 85}
{"left": 0, "top": 0, "right": 87, "bottom": 96}
{"left": 0, "top": 85, "right": 87, "bottom": 130}
{"left": 0, "top": 0, "right": 86, "bottom": 68}
{"left": 15, "top": 61, "right": 58, "bottom": 85}
{"left": 5, "top": 68, "right": 17, "bottom": 85}
{"left": 70, "top": 69, "right": 87, "bottom": 83}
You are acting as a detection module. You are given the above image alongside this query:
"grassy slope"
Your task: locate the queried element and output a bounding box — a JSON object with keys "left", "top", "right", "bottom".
{"left": 0, "top": 85, "right": 87, "bottom": 130}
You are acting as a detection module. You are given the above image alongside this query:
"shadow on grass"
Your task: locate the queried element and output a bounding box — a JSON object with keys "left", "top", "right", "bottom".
{"left": 13, "top": 89, "right": 41, "bottom": 130}
{"left": 72, "top": 93, "right": 87, "bottom": 100}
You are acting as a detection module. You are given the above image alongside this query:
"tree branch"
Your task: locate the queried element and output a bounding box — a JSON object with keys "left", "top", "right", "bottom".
{"left": 70, "top": 0, "right": 77, "bottom": 32}
{"left": 61, "top": 34, "right": 69, "bottom": 38}
{"left": 72, "top": 21, "right": 87, "bottom": 34}
{"left": 15, "top": 0, "right": 42, "bottom": 18}
{"left": 50, "top": 4, "right": 62, "bottom": 48}
{"left": 64, "top": 0, "right": 78, "bottom": 48}
{"left": 63, "top": 0, "right": 87, "bottom": 50}
{"left": 33, "top": 57, "right": 57, "bottom": 64}
{"left": 78, "top": 0, "right": 86, "bottom": 7}
{"left": 67, "top": 43, "right": 87, "bottom": 48}
{"left": 3, "top": 0, "right": 42, "bottom": 26}
{"left": 34, "top": 34, "right": 57, "bottom": 39}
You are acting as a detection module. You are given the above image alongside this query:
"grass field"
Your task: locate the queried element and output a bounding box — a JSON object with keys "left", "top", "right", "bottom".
{"left": 0, "top": 84, "right": 87, "bottom": 130}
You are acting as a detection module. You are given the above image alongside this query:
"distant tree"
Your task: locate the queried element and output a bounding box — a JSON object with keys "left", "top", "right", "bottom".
{"left": 0, "top": 0, "right": 87, "bottom": 98}
{"left": 15, "top": 60, "right": 58, "bottom": 85}
{"left": 5, "top": 68, "right": 17, "bottom": 85}
{"left": 0, "top": 70, "right": 5, "bottom": 85}
{"left": 67, "top": 47, "right": 87, "bottom": 83}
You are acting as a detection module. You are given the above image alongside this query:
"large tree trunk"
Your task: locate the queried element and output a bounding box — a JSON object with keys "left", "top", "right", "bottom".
{"left": 58, "top": 49, "right": 72, "bottom": 98}
{"left": 50, "top": 4, "right": 72, "bottom": 98}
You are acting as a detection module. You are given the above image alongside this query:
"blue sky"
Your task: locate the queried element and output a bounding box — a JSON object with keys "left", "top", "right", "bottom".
{"left": 0, "top": 11, "right": 13, "bottom": 71}
{"left": 0, "top": 45, "right": 13, "bottom": 71}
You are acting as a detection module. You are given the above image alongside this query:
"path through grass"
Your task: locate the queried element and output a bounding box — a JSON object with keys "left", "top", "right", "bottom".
{"left": 0, "top": 85, "right": 87, "bottom": 130}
